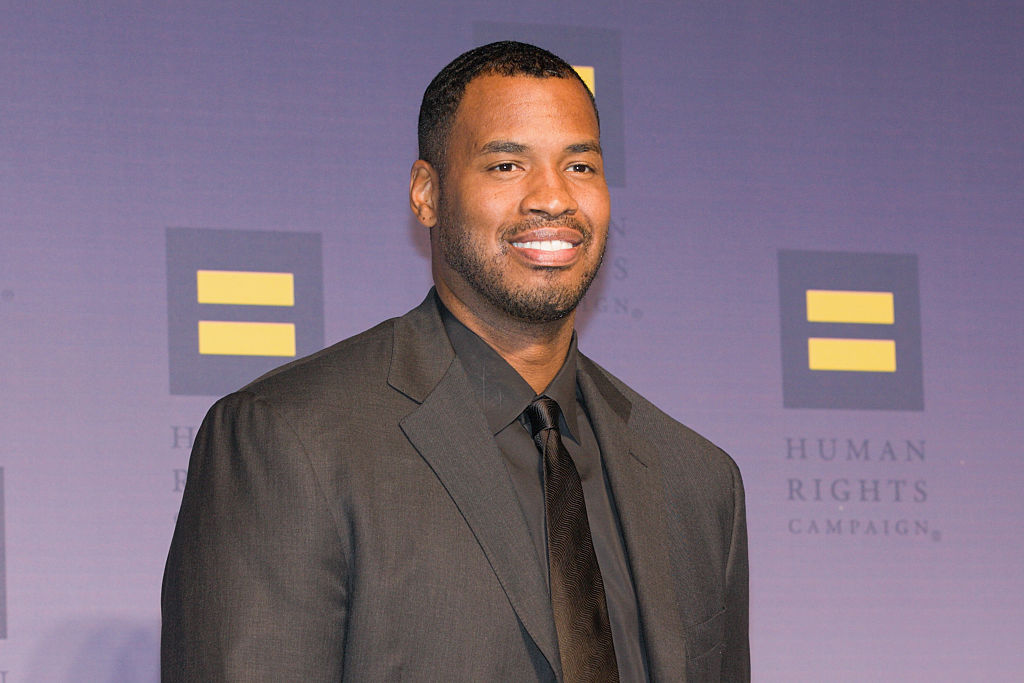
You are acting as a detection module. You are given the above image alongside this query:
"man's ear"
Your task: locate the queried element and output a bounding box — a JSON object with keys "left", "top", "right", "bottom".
{"left": 409, "top": 160, "right": 439, "bottom": 228}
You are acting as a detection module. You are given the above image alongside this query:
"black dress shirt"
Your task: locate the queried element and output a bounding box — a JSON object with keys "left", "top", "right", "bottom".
{"left": 440, "top": 303, "right": 649, "bottom": 681}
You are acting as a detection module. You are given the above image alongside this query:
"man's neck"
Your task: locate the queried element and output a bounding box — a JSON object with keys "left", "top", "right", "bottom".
{"left": 435, "top": 286, "right": 575, "bottom": 394}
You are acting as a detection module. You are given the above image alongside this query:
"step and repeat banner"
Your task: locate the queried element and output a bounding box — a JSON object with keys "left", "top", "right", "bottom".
{"left": 2, "top": 2, "right": 1021, "bottom": 680}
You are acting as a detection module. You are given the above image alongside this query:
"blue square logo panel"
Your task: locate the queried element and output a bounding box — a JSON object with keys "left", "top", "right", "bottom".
{"left": 779, "top": 249, "right": 924, "bottom": 410}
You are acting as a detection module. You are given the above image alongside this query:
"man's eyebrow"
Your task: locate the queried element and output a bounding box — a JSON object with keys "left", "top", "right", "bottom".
{"left": 477, "top": 140, "right": 603, "bottom": 156}
{"left": 566, "top": 141, "right": 603, "bottom": 155}
{"left": 479, "top": 140, "right": 529, "bottom": 155}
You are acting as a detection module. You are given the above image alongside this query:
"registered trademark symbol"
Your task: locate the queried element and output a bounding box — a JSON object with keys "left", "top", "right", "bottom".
{"left": 931, "top": 530, "right": 942, "bottom": 542}
{"left": 0, "top": 289, "right": 13, "bottom": 303}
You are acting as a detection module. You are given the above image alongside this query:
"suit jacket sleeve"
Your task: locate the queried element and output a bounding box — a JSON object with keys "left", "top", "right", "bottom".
{"left": 722, "top": 452, "right": 750, "bottom": 681}
{"left": 161, "top": 390, "right": 349, "bottom": 681}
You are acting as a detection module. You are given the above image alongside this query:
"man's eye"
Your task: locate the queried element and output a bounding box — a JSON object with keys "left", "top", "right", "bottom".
{"left": 492, "top": 163, "right": 516, "bottom": 172}
{"left": 568, "top": 163, "right": 593, "bottom": 173}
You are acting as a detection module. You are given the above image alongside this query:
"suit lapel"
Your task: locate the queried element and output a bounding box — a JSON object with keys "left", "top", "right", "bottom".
{"left": 390, "top": 294, "right": 559, "bottom": 675}
{"left": 578, "top": 357, "right": 689, "bottom": 680}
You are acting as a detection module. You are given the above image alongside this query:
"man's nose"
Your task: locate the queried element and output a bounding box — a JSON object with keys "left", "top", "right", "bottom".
{"left": 520, "top": 166, "right": 578, "bottom": 218}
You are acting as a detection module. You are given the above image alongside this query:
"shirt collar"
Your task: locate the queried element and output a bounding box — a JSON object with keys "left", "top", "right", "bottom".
{"left": 439, "top": 300, "right": 580, "bottom": 441}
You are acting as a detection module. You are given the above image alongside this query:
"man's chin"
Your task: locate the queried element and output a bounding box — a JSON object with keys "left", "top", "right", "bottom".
{"left": 482, "top": 285, "right": 589, "bottom": 324}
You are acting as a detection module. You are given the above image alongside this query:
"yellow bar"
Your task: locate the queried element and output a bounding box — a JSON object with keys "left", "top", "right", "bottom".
{"left": 808, "top": 338, "right": 896, "bottom": 372}
{"left": 196, "top": 270, "right": 294, "bottom": 306}
{"left": 573, "top": 65, "right": 595, "bottom": 95}
{"left": 198, "top": 321, "right": 296, "bottom": 356}
{"left": 806, "top": 289, "right": 893, "bottom": 324}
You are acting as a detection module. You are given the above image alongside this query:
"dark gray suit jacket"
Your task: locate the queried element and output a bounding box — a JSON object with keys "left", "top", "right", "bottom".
{"left": 162, "top": 292, "right": 749, "bottom": 681}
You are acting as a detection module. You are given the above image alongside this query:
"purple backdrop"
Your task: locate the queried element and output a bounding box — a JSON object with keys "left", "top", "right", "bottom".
{"left": 2, "top": 1, "right": 1022, "bottom": 680}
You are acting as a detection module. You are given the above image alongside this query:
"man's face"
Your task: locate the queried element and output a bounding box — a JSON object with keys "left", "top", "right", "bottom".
{"left": 431, "top": 73, "right": 610, "bottom": 324}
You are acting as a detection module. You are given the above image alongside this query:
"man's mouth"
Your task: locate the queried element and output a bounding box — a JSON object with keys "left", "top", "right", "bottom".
{"left": 505, "top": 226, "right": 585, "bottom": 266}
{"left": 510, "top": 239, "right": 575, "bottom": 252}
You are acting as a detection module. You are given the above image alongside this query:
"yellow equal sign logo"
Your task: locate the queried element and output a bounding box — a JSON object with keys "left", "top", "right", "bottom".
{"left": 572, "top": 65, "right": 595, "bottom": 95}
{"left": 196, "top": 270, "right": 296, "bottom": 356}
{"left": 805, "top": 289, "right": 896, "bottom": 372}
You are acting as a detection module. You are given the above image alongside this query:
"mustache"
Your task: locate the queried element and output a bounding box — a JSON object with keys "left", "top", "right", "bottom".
{"left": 499, "top": 216, "right": 592, "bottom": 242}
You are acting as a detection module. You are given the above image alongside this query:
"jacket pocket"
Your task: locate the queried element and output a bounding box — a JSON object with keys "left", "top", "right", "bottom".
{"left": 685, "top": 608, "right": 726, "bottom": 681}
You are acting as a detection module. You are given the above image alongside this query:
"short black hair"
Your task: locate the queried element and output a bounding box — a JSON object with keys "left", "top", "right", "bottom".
{"left": 417, "top": 40, "right": 598, "bottom": 175}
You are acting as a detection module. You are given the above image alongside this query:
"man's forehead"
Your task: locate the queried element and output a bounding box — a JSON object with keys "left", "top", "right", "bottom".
{"left": 454, "top": 74, "right": 599, "bottom": 136}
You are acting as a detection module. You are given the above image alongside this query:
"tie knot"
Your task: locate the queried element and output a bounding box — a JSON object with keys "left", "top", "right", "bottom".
{"left": 524, "top": 396, "right": 561, "bottom": 438}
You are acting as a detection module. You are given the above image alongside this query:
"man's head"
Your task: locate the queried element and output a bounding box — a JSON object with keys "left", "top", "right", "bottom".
{"left": 417, "top": 41, "right": 599, "bottom": 179}
{"left": 410, "top": 42, "right": 609, "bottom": 328}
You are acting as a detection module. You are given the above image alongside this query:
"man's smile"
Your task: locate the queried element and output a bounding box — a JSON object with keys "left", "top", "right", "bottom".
{"left": 506, "top": 226, "right": 585, "bottom": 267}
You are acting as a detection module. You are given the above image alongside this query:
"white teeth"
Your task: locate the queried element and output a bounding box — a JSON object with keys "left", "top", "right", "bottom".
{"left": 512, "top": 240, "right": 574, "bottom": 251}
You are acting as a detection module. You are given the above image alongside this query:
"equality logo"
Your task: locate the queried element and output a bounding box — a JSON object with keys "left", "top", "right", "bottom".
{"left": 473, "top": 22, "right": 626, "bottom": 186}
{"left": 166, "top": 228, "right": 323, "bottom": 396}
{"left": 779, "top": 250, "right": 923, "bottom": 410}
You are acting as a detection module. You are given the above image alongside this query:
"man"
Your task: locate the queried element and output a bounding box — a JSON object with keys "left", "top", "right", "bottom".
{"left": 162, "top": 41, "right": 749, "bottom": 681}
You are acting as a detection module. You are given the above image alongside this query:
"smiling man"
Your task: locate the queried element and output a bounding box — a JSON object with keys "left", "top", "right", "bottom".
{"left": 163, "top": 41, "right": 749, "bottom": 682}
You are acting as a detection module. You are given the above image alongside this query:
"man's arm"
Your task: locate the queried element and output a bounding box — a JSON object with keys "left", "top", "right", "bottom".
{"left": 721, "top": 456, "right": 750, "bottom": 681}
{"left": 161, "top": 391, "right": 349, "bottom": 681}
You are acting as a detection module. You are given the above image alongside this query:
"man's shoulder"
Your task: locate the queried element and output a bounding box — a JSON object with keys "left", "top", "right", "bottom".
{"left": 247, "top": 317, "right": 396, "bottom": 397}
{"left": 197, "top": 314, "right": 411, "bottom": 444}
{"left": 212, "top": 291, "right": 447, "bottom": 423}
